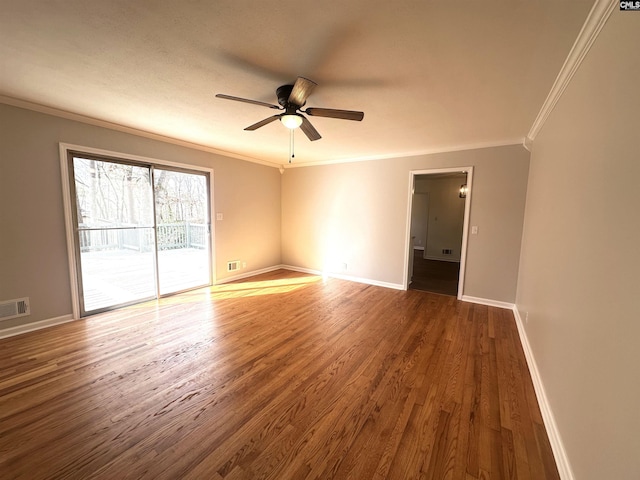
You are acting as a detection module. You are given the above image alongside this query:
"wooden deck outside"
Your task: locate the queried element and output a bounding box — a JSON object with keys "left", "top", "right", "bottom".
{"left": 81, "top": 247, "right": 210, "bottom": 311}
{"left": 0, "top": 270, "right": 559, "bottom": 479}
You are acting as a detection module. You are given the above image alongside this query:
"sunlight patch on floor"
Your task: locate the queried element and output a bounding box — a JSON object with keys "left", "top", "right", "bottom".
{"left": 151, "top": 275, "right": 324, "bottom": 304}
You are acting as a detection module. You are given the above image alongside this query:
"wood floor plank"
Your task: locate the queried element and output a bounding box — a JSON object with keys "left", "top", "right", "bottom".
{"left": 0, "top": 270, "right": 559, "bottom": 479}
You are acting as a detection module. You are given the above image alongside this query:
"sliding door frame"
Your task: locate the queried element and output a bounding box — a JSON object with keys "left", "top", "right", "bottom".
{"left": 59, "top": 143, "right": 215, "bottom": 320}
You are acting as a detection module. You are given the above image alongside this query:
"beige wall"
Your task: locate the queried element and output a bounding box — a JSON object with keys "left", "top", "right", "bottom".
{"left": 281, "top": 144, "right": 530, "bottom": 302}
{"left": 516, "top": 12, "right": 640, "bottom": 480}
{"left": 0, "top": 104, "right": 281, "bottom": 329}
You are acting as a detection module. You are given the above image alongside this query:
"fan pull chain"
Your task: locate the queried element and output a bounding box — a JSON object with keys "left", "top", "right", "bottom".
{"left": 289, "top": 128, "right": 295, "bottom": 164}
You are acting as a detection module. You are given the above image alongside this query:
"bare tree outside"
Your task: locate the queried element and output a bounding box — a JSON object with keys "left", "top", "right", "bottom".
{"left": 74, "top": 159, "right": 153, "bottom": 229}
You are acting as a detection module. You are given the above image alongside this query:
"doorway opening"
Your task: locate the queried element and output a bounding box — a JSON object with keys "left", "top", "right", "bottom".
{"left": 404, "top": 167, "right": 472, "bottom": 298}
{"left": 61, "top": 146, "right": 214, "bottom": 318}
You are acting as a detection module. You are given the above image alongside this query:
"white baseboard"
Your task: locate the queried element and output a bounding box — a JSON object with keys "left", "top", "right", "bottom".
{"left": 423, "top": 255, "right": 461, "bottom": 263}
{"left": 461, "top": 295, "right": 515, "bottom": 310}
{"left": 328, "top": 272, "right": 404, "bottom": 291}
{"left": 280, "top": 264, "right": 404, "bottom": 291}
{"left": 512, "top": 307, "right": 574, "bottom": 480}
{"left": 278, "top": 264, "right": 321, "bottom": 276}
{"left": 216, "top": 265, "right": 284, "bottom": 284}
{"left": 0, "top": 314, "right": 76, "bottom": 339}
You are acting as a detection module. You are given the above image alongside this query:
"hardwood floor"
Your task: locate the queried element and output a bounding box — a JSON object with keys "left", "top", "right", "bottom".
{"left": 0, "top": 270, "right": 558, "bottom": 479}
{"left": 410, "top": 249, "right": 460, "bottom": 296}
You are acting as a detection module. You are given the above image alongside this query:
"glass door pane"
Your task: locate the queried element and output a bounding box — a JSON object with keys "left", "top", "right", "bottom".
{"left": 154, "top": 168, "right": 211, "bottom": 295}
{"left": 72, "top": 157, "right": 156, "bottom": 314}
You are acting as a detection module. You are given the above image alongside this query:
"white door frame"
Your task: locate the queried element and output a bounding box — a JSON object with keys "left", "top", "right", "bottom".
{"left": 402, "top": 166, "right": 474, "bottom": 299}
{"left": 59, "top": 143, "right": 216, "bottom": 319}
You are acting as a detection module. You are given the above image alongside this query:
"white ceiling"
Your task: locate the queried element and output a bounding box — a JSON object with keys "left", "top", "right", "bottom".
{"left": 0, "top": 1, "right": 594, "bottom": 167}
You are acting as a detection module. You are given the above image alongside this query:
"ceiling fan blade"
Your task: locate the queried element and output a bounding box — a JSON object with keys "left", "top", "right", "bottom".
{"left": 288, "top": 77, "right": 317, "bottom": 107}
{"left": 300, "top": 116, "right": 321, "bottom": 141}
{"left": 305, "top": 107, "right": 364, "bottom": 121}
{"left": 244, "top": 115, "right": 281, "bottom": 131}
{"left": 215, "top": 94, "right": 281, "bottom": 110}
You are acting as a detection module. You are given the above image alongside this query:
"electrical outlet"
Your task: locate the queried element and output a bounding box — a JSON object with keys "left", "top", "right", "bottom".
{"left": 242, "top": 262, "right": 246, "bottom": 269}
{"left": 525, "top": 312, "right": 529, "bottom": 324}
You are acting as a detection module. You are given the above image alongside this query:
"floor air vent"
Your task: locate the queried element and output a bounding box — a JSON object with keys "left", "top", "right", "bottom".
{"left": 0, "top": 297, "right": 30, "bottom": 321}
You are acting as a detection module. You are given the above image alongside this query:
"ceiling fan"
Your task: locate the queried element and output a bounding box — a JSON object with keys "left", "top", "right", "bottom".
{"left": 215, "top": 77, "right": 364, "bottom": 141}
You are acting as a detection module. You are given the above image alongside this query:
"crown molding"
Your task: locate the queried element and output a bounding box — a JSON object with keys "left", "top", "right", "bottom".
{"left": 527, "top": 0, "right": 616, "bottom": 142}
{"left": 284, "top": 138, "right": 525, "bottom": 169}
{"left": 1, "top": 94, "right": 523, "bottom": 170}
{"left": 0, "top": 95, "right": 281, "bottom": 169}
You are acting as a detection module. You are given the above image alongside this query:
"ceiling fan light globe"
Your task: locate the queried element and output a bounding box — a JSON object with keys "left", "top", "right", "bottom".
{"left": 281, "top": 114, "right": 303, "bottom": 129}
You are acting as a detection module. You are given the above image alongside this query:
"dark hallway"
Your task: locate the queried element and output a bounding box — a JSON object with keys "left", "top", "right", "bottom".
{"left": 409, "top": 249, "right": 459, "bottom": 296}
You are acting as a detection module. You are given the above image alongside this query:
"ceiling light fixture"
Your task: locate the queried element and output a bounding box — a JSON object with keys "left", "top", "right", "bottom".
{"left": 281, "top": 114, "right": 302, "bottom": 129}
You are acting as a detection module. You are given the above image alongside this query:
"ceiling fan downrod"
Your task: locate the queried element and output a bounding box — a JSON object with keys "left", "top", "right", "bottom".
{"left": 289, "top": 128, "right": 295, "bottom": 164}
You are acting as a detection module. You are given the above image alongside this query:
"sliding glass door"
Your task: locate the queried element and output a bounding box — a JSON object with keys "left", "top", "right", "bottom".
{"left": 69, "top": 153, "right": 211, "bottom": 316}
{"left": 155, "top": 168, "right": 210, "bottom": 295}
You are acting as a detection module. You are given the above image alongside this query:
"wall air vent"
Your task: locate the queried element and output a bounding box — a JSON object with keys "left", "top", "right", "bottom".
{"left": 0, "top": 297, "right": 30, "bottom": 321}
{"left": 227, "top": 261, "right": 241, "bottom": 272}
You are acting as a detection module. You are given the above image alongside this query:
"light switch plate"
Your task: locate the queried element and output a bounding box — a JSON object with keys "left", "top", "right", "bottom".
{"left": 216, "top": 213, "right": 223, "bottom": 221}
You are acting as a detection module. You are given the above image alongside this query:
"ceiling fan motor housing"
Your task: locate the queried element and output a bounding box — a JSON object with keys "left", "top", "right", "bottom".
{"left": 276, "top": 85, "right": 296, "bottom": 107}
